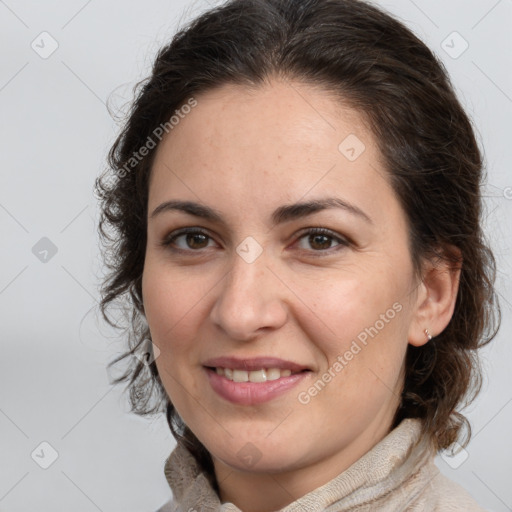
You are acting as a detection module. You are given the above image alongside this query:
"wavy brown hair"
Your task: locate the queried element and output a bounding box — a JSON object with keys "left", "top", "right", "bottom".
{"left": 95, "top": 0, "right": 500, "bottom": 485}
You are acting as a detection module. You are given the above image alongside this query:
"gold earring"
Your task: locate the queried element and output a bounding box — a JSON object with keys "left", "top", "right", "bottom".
{"left": 424, "top": 328, "right": 433, "bottom": 341}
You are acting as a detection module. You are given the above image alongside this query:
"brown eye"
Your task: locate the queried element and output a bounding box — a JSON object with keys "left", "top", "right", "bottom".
{"left": 184, "top": 233, "right": 209, "bottom": 249}
{"left": 308, "top": 233, "right": 333, "bottom": 250}
{"left": 161, "top": 228, "right": 216, "bottom": 252}
{"left": 295, "top": 228, "right": 349, "bottom": 254}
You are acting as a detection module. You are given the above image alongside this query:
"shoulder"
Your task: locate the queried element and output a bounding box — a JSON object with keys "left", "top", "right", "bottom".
{"left": 154, "top": 497, "right": 175, "bottom": 512}
{"left": 419, "top": 468, "right": 487, "bottom": 511}
{"left": 434, "top": 473, "right": 487, "bottom": 511}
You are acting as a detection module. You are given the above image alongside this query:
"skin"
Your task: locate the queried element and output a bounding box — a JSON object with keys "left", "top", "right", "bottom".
{"left": 141, "top": 78, "right": 460, "bottom": 511}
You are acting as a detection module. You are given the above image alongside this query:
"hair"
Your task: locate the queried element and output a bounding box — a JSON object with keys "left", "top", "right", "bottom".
{"left": 95, "top": 0, "right": 500, "bottom": 487}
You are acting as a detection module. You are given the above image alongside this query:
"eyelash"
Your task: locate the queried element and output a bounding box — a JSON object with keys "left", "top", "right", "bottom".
{"left": 159, "top": 227, "right": 350, "bottom": 257}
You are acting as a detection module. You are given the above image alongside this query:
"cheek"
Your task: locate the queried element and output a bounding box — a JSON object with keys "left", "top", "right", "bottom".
{"left": 142, "top": 267, "right": 208, "bottom": 409}
{"left": 297, "top": 276, "right": 408, "bottom": 421}
{"left": 142, "top": 264, "right": 205, "bottom": 353}
{"left": 293, "top": 267, "right": 411, "bottom": 406}
{"left": 296, "top": 271, "right": 406, "bottom": 347}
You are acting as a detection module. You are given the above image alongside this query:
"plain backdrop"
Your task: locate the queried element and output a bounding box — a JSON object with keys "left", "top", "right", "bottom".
{"left": 1, "top": 0, "right": 511, "bottom": 510}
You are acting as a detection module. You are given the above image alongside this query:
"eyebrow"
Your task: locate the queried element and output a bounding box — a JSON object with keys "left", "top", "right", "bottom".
{"left": 150, "top": 197, "right": 373, "bottom": 225}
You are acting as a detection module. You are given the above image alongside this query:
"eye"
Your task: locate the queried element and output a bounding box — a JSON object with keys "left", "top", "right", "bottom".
{"left": 294, "top": 228, "right": 349, "bottom": 254}
{"left": 160, "top": 227, "right": 217, "bottom": 252}
{"left": 160, "top": 226, "right": 350, "bottom": 256}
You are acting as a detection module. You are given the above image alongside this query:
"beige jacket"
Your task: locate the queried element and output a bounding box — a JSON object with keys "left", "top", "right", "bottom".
{"left": 156, "top": 418, "right": 486, "bottom": 511}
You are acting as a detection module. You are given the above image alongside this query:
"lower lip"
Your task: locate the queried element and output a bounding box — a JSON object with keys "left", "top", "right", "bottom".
{"left": 204, "top": 367, "right": 310, "bottom": 405}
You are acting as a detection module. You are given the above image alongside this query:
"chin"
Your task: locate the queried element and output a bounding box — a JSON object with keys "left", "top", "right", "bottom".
{"left": 209, "top": 437, "right": 307, "bottom": 475}
{"left": 222, "top": 453, "right": 299, "bottom": 475}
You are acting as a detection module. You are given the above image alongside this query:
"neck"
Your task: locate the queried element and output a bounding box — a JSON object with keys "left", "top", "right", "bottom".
{"left": 212, "top": 413, "right": 395, "bottom": 512}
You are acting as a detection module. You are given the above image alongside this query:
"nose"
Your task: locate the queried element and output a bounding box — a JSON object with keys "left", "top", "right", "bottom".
{"left": 209, "top": 247, "right": 288, "bottom": 341}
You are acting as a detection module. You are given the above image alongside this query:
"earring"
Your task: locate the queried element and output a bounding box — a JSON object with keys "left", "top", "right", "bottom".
{"left": 424, "top": 328, "right": 433, "bottom": 341}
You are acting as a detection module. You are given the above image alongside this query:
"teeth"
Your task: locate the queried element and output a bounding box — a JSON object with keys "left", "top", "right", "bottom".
{"left": 249, "top": 369, "right": 267, "bottom": 383}
{"left": 214, "top": 367, "right": 296, "bottom": 382}
{"left": 233, "top": 369, "right": 249, "bottom": 382}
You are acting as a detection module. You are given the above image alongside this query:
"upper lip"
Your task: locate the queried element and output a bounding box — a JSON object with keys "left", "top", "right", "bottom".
{"left": 203, "top": 356, "right": 311, "bottom": 372}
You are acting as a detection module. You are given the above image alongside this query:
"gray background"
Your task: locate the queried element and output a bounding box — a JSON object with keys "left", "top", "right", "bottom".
{"left": 1, "top": 0, "right": 511, "bottom": 510}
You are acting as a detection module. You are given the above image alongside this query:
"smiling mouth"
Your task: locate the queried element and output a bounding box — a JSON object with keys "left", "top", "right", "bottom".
{"left": 205, "top": 366, "right": 310, "bottom": 383}
{"left": 204, "top": 366, "right": 312, "bottom": 405}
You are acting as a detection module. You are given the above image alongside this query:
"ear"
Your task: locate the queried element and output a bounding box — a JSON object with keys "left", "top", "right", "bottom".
{"left": 408, "top": 247, "right": 462, "bottom": 347}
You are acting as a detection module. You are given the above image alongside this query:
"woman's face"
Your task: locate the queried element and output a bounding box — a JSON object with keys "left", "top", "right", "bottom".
{"left": 142, "top": 80, "right": 426, "bottom": 487}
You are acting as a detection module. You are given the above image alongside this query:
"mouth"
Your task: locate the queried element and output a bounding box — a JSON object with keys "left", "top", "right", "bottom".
{"left": 202, "top": 357, "right": 313, "bottom": 405}
{"left": 205, "top": 366, "right": 310, "bottom": 383}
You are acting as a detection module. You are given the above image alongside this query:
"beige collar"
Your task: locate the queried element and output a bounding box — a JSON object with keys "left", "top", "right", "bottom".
{"left": 164, "top": 418, "right": 437, "bottom": 511}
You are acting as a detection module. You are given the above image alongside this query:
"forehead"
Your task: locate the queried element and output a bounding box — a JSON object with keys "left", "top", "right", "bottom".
{"left": 148, "top": 79, "right": 394, "bottom": 220}
{"left": 154, "top": 80, "right": 368, "bottom": 162}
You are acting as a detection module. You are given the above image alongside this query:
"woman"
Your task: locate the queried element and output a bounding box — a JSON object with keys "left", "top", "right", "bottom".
{"left": 95, "top": 0, "right": 500, "bottom": 510}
